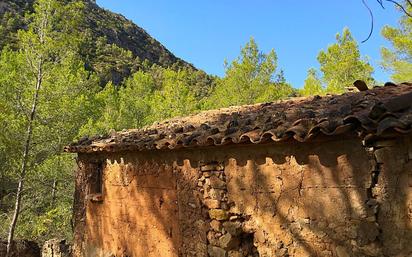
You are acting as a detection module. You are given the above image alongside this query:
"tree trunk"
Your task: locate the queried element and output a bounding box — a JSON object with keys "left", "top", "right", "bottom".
{"left": 6, "top": 61, "right": 43, "bottom": 257}
{"left": 51, "top": 179, "right": 57, "bottom": 207}
{"left": 0, "top": 171, "right": 4, "bottom": 211}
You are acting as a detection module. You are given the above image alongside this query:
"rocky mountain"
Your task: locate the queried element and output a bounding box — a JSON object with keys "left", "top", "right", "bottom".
{"left": 0, "top": 0, "right": 195, "bottom": 83}
{"left": 82, "top": 0, "right": 193, "bottom": 69}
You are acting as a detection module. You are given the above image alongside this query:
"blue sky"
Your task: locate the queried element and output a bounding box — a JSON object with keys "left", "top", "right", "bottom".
{"left": 96, "top": 1, "right": 402, "bottom": 87}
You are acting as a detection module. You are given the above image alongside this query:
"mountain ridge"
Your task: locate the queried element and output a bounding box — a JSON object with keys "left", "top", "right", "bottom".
{"left": 0, "top": 0, "right": 196, "bottom": 84}
{"left": 82, "top": 0, "right": 194, "bottom": 69}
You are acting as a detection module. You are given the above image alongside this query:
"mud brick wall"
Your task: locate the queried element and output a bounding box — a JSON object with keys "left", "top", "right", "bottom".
{"left": 73, "top": 135, "right": 412, "bottom": 257}
{"left": 73, "top": 153, "right": 183, "bottom": 257}
{"left": 196, "top": 161, "right": 258, "bottom": 257}
{"left": 221, "top": 139, "right": 374, "bottom": 257}
{"left": 371, "top": 136, "right": 412, "bottom": 256}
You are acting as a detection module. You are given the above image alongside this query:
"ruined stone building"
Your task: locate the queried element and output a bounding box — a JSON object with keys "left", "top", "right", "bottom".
{"left": 66, "top": 82, "right": 412, "bottom": 257}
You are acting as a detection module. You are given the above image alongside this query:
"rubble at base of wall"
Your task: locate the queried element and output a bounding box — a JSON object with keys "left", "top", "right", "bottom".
{"left": 0, "top": 239, "right": 72, "bottom": 257}
{"left": 0, "top": 240, "right": 41, "bottom": 257}
{"left": 42, "top": 239, "right": 72, "bottom": 257}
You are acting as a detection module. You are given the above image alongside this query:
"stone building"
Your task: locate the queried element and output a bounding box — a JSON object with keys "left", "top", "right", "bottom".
{"left": 66, "top": 82, "right": 412, "bottom": 257}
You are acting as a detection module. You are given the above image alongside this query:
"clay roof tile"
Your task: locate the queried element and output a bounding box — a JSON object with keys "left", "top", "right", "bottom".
{"left": 65, "top": 82, "right": 412, "bottom": 153}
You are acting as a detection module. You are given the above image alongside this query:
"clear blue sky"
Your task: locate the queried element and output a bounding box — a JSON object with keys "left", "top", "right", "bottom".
{"left": 96, "top": 1, "right": 402, "bottom": 87}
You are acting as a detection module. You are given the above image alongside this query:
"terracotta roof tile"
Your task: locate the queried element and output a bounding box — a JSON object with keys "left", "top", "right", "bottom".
{"left": 65, "top": 82, "right": 412, "bottom": 153}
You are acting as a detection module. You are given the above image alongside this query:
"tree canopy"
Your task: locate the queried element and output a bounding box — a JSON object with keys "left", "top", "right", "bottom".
{"left": 300, "top": 68, "right": 324, "bottom": 96}
{"left": 381, "top": 4, "right": 412, "bottom": 82}
{"left": 317, "top": 28, "right": 375, "bottom": 94}
{"left": 205, "top": 37, "right": 294, "bottom": 109}
{"left": 0, "top": 0, "right": 98, "bottom": 245}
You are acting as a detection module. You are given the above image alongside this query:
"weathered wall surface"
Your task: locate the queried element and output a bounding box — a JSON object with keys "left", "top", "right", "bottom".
{"left": 222, "top": 139, "right": 374, "bottom": 257}
{"left": 372, "top": 137, "right": 412, "bottom": 256}
{"left": 73, "top": 149, "right": 211, "bottom": 257}
{"left": 73, "top": 135, "right": 412, "bottom": 257}
{"left": 74, "top": 155, "right": 183, "bottom": 257}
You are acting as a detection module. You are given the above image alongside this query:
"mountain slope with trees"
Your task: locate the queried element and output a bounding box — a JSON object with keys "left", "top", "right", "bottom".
{"left": 0, "top": 0, "right": 195, "bottom": 84}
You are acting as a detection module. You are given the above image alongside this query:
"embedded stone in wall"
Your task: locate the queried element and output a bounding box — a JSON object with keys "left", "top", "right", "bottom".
{"left": 219, "top": 233, "right": 240, "bottom": 250}
{"left": 208, "top": 245, "right": 227, "bottom": 257}
{"left": 223, "top": 221, "right": 242, "bottom": 236}
{"left": 205, "top": 199, "right": 221, "bottom": 209}
{"left": 201, "top": 162, "right": 224, "bottom": 172}
{"left": 209, "top": 209, "right": 229, "bottom": 220}
{"left": 198, "top": 161, "right": 258, "bottom": 257}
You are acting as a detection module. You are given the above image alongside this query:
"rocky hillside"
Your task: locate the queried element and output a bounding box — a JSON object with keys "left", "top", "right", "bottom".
{"left": 82, "top": 0, "right": 192, "bottom": 69}
{"left": 0, "top": 0, "right": 195, "bottom": 83}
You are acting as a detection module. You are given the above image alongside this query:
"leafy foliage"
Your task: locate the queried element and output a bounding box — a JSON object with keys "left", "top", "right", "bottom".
{"left": 317, "top": 28, "right": 375, "bottom": 94}
{"left": 205, "top": 38, "right": 294, "bottom": 109}
{"left": 300, "top": 68, "right": 325, "bottom": 96}
{"left": 80, "top": 65, "right": 201, "bottom": 135}
{"left": 0, "top": 0, "right": 194, "bottom": 85}
{"left": 0, "top": 0, "right": 98, "bottom": 242}
{"left": 381, "top": 3, "right": 412, "bottom": 82}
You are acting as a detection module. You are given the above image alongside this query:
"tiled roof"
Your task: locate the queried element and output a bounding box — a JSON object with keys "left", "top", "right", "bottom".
{"left": 65, "top": 82, "right": 412, "bottom": 153}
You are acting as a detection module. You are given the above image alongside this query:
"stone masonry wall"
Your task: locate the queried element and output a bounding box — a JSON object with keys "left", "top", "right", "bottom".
{"left": 73, "top": 135, "right": 412, "bottom": 257}
{"left": 197, "top": 161, "right": 258, "bottom": 257}
{"left": 192, "top": 137, "right": 412, "bottom": 256}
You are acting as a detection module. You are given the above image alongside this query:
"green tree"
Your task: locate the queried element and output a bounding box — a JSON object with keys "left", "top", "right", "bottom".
{"left": 81, "top": 65, "right": 202, "bottom": 135}
{"left": 300, "top": 68, "right": 325, "bottom": 96}
{"left": 381, "top": 3, "right": 412, "bottom": 82}
{"left": 0, "top": 0, "right": 98, "bottom": 250}
{"left": 317, "top": 28, "right": 374, "bottom": 93}
{"left": 149, "top": 68, "right": 198, "bottom": 122}
{"left": 206, "top": 37, "right": 292, "bottom": 109}
{"left": 89, "top": 37, "right": 139, "bottom": 86}
{"left": 0, "top": 11, "right": 25, "bottom": 50}
{"left": 79, "top": 82, "right": 121, "bottom": 136}
{"left": 118, "top": 71, "right": 156, "bottom": 128}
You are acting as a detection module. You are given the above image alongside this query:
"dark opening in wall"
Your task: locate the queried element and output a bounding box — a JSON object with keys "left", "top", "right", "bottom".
{"left": 237, "top": 232, "right": 259, "bottom": 257}
{"left": 88, "top": 161, "right": 103, "bottom": 202}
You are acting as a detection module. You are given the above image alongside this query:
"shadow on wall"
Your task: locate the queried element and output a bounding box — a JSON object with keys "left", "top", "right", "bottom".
{"left": 76, "top": 135, "right": 412, "bottom": 257}
{"left": 224, "top": 139, "right": 374, "bottom": 257}
{"left": 80, "top": 157, "right": 183, "bottom": 257}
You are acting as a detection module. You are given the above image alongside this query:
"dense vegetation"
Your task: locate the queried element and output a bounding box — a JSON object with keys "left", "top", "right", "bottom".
{"left": 0, "top": 0, "right": 195, "bottom": 85}
{"left": 0, "top": 0, "right": 410, "bottom": 248}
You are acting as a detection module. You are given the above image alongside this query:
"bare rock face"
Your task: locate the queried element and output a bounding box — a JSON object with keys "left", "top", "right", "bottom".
{"left": 0, "top": 240, "right": 40, "bottom": 257}
{"left": 42, "top": 239, "right": 72, "bottom": 257}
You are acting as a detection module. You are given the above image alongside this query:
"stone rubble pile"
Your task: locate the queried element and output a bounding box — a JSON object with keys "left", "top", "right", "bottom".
{"left": 42, "top": 239, "right": 72, "bottom": 257}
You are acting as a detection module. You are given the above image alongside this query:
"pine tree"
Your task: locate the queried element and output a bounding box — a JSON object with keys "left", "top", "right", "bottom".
{"left": 317, "top": 28, "right": 374, "bottom": 93}
{"left": 0, "top": 0, "right": 98, "bottom": 249}
{"left": 381, "top": 3, "right": 412, "bottom": 82}
{"left": 300, "top": 68, "right": 324, "bottom": 96}
{"left": 149, "top": 68, "right": 198, "bottom": 122}
{"left": 206, "top": 37, "right": 293, "bottom": 109}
